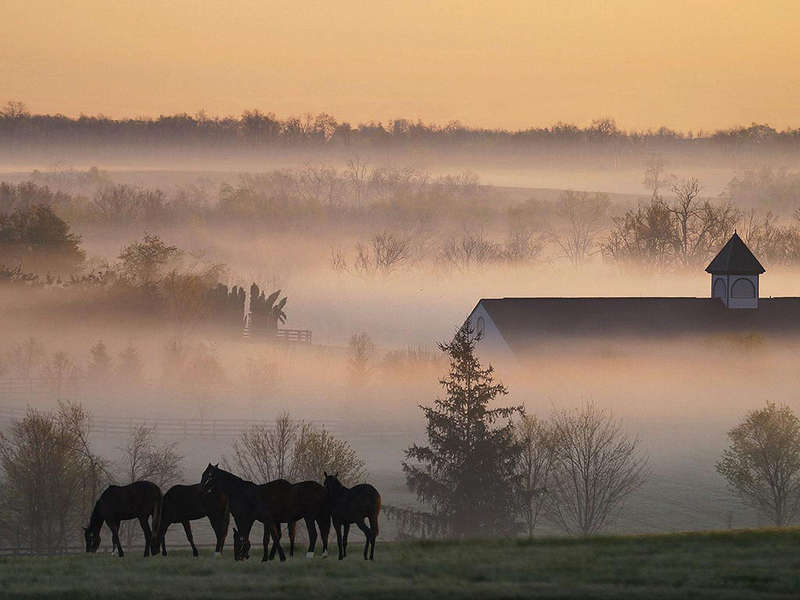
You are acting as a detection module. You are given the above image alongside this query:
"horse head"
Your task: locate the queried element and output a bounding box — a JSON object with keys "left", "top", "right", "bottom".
{"left": 323, "top": 471, "right": 343, "bottom": 496}
{"left": 232, "top": 528, "right": 251, "bottom": 561}
{"left": 200, "top": 463, "right": 220, "bottom": 493}
{"left": 84, "top": 526, "right": 100, "bottom": 553}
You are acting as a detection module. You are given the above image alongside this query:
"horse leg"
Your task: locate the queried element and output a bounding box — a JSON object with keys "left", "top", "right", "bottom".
{"left": 160, "top": 522, "right": 170, "bottom": 556}
{"left": 367, "top": 513, "right": 378, "bottom": 560}
{"left": 211, "top": 514, "right": 226, "bottom": 558}
{"left": 182, "top": 521, "right": 199, "bottom": 558}
{"left": 333, "top": 519, "right": 344, "bottom": 560}
{"left": 269, "top": 521, "right": 286, "bottom": 562}
{"left": 238, "top": 518, "right": 254, "bottom": 561}
{"left": 288, "top": 520, "right": 297, "bottom": 558}
{"left": 355, "top": 518, "right": 371, "bottom": 560}
{"left": 342, "top": 522, "right": 350, "bottom": 558}
{"left": 318, "top": 514, "right": 330, "bottom": 558}
{"left": 267, "top": 524, "right": 281, "bottom": 561}
{"left": 138, "top": 517, "right": 152, "bottom": 557}
{"left": 110, "top": 521, "right": 123, "bottom": 558}
{"left": 304, "top": 517, "right": 317, "bottom": 558}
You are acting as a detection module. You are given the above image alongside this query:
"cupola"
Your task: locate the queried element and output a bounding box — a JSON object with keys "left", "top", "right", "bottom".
{"left": 705, "top": 232, "right": 765, "bottom": 309}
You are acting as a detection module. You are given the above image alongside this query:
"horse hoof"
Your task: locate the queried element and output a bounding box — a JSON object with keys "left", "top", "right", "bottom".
{"left": 322, "top": 550, "right": 328, "bottom": 558}
{"left": 306, "top": 552, "right": 314, "bottom": 559}
{"left": 214, "top": 552, "right": 221, "bottom": 559}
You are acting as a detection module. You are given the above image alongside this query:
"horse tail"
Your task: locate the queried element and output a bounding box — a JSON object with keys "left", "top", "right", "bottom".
{"left": 372, "top": 492, "right": 381, "bottom": 537}
{"left": 150, "top": 487, "right": 163, "bottom": 552}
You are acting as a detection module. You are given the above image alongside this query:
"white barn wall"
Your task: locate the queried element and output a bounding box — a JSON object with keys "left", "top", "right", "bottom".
{"left": 466, "top": 302, "right": 515, "bottom": 363}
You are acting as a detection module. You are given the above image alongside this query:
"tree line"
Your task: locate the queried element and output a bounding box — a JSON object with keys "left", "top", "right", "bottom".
{"left": 5, "top": 163, "right": 800, "bottom": 276}
{"left": 4, "top": 101, "right": 800, "bottom": 161}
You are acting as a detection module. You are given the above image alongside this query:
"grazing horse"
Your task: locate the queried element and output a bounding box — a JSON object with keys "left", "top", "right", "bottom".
{"left": 200, "top": 464, "right": 286, "bottom": 562}
{"left": 233, "top": 479, "right": 330, "bottom": 560}
{"left": 323, "top": 472, "right": 380, "bottom": 560}
{"left": 84, "top": 481, "right": 162, "bottom": 558}
{"left": 157, "top": 484, "right": 230, "bottom": 557}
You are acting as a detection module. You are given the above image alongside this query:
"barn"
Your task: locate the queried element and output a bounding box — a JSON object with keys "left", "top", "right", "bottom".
{"left": 465, "top": 233, "right": 800, "bottom": 358}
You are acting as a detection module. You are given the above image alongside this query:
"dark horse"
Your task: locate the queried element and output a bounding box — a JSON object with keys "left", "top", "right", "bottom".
{"left": 84, "top": 481, "right": 162, "bottom": 557}
{"left": 233, "top": 479, "right": 330, "bottom": 560}
{"left": 323, "top": 472, "right": 380, "bottom": 560}
{"left": 200, "top": 464, "right": 286, "bottom": 562}
{"left": 156, "top": 484, "right": 230, "bottom": 557}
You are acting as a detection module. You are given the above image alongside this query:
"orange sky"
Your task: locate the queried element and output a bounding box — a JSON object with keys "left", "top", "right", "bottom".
{"left": 2, "top": 0, "right": 798, "bottom": 131}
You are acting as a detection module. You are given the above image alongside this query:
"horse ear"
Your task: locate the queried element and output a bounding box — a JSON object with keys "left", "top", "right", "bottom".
{"left": 214, "top": 463, "right": 219, "bottom": 468}
{"left": 334, "top": 472, "right": 339, "bottom": 478}
{"left": 323, "top": 471, "right": 328, "bottom": 478}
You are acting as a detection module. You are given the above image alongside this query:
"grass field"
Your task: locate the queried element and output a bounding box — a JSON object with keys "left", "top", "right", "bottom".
{"left": 3, "top": 528, "right": 800, "bottom": 599}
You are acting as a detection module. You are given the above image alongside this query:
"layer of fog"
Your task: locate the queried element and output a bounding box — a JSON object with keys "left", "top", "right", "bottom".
{"left": 3, "top": 159, "right": 800, "bottom": 538}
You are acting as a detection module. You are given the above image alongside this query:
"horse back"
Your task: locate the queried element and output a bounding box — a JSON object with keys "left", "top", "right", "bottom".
{"left": 163, "top": 484, "right": 206, "bottom": 523}
{"left": 260, "top": 479, "right": 295, "bottom": 521}
{"left": 292, "top": 480, "right": 328, "bottom": 516}
{"left": 99, "top": 480, "right": 161, "bottom": 520}
{"left": 333, "top": 483, "right": 380, "bottom": 521}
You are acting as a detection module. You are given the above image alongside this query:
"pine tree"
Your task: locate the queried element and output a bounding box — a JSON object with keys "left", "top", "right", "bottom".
{"left": 87, "top": 340, "right": 112, "bottom": 381}
{"left": 402, "top": 322, "right": 523, "bottom": 537}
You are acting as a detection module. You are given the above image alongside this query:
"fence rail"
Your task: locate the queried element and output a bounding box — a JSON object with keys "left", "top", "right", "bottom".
{"left": 276, "top": 328, "right": 312, "bottom": 344}
{"left": 0, "top": 404, "right": 341, "bottom": 439}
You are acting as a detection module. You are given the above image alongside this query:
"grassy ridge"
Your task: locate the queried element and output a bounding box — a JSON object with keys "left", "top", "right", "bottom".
{"left": 4, "top": 528, "right": 800, "bottom": 599}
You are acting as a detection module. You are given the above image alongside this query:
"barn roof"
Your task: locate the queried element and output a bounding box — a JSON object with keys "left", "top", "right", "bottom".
{"left": 705, "top": 232, "right": 765, "bottom": 275}
{"left": 476, "top": 297, "right": 800, "bottom": 354}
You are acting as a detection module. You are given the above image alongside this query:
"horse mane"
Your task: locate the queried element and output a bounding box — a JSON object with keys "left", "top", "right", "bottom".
{"left": 215, "top": 466, "right": 253, "bottom": 488}
{"left": 87, "top": 499, "right": 104, "bottom": 532}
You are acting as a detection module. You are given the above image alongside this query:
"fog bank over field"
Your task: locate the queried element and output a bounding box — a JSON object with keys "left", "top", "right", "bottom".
{"left": 3, "top": 149, "right": 800, "bottom": 539}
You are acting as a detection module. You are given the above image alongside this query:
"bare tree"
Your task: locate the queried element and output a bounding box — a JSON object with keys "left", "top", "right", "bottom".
{"left": 118, "top": 425, "right": 183, "bottom": 488}
{"left": 439, "top": 231, "right": 505, "bottom": 267}
{"left": 545, "top": 403, "right": 648, "bottom": 536}
{"left": 603, "top": 181, "right": 737, "bottom": 269}
{"left": 345, "top": 156, "right": 370, "bottom": 208}
{"left": 348, "top": 332, "right": 375, "bottom": 385}
{"left": 554, "top": 191, "right": 610, "bottom": 266}
{"left": 716, "top": 402, "right": 800, "bottom": 526}
{"left": 371, "top": 232, "right": 410, "bottom": 272}
{"left": 57, "top": 401, "right": 112, "bottom": 506}
{"left": 227, "top": 413, "right": 366, "bottom": 484}
{"left": 292, "top": 423, "right": 366, "bottom": 485}
{"left": 7, "top": 337, "right": 45, "bottom": 380}
{"left": 515, "top": 414, "right": 557, "bottom": 536}
{"left": 668, "top": 178, "right": 737, "bottom": 266}
{"left": 42, "top": 351, "right": 81, "bottom": 399}
{"left": 349, "top": 232, "right": 411, "bottom": 275}
{"left": 227, "top": 413, "right": 300, "bottom": 482}
{"left": 642, "top": 154, "right": 673, "bottom": 200}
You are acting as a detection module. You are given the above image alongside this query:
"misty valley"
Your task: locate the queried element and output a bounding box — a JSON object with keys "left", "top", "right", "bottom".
{"left": 3, "top": 107, "right": 800, "bottom": 600}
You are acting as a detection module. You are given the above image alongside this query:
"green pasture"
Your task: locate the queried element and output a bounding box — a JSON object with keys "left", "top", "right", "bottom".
{"left": 3, "top": 528, "right": 800, "bottom": 599}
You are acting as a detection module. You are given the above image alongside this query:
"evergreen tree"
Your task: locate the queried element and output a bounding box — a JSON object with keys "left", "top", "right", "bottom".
{"left": 116, "top": 343, "right": 143, "bottom": 382}
{"left": 402, "top": 323, "right": 523, "bottom": 537}
{"left": 87, "top": 340, "right": 112, "bottom": 380}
